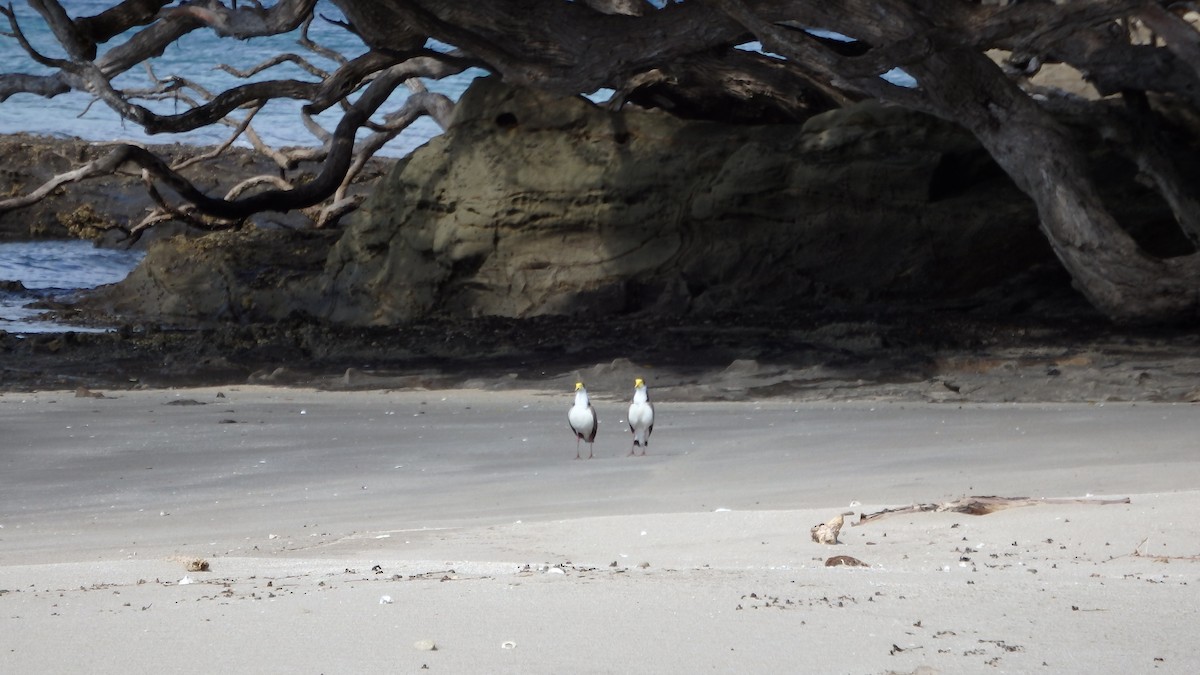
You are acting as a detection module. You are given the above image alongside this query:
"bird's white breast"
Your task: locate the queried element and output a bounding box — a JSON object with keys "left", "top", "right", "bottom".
{"left": 569, "top": 399, "right": 595, "bottom": 432}
{"left": 628, "top": 401, "right": 653, "bottom": 428}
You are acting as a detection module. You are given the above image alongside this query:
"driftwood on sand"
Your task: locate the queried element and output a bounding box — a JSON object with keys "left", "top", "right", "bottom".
{"left": 853, "top": 495, "right": 1131, "bottom": 526}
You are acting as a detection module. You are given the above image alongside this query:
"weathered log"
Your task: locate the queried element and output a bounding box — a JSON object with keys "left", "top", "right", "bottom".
{"left": 854, "top": 495, "right": 1132, "bottom": 526}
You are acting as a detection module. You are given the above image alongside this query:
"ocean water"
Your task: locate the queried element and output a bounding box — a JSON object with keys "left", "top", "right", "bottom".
{"left": 0, "top": 240, "right": 144, "bottom": 333}
{"left": 0, "top": 0, "right": 482, "bottom": 156}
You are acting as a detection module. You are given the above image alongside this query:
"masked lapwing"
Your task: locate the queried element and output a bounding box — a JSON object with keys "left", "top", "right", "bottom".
{"left": 627, "top": 377, "right": 654, "bottom": 456}
{"left": 568, "top": 381, "right": 598, "bottom": 459}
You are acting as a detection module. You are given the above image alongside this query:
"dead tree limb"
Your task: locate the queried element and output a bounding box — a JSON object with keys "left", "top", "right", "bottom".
{"left": 854, "top": 495, "right": 1132, "bottom": 526}
{"left": 171, "top": 103, "right": 266, "bottom": 171}
{"left": 0, "top": 145, "right": 141, "bottom": 214}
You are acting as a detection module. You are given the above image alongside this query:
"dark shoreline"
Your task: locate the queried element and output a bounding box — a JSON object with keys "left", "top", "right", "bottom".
{"left": 5, "top": 304, "right": 1200, "bottom": 405}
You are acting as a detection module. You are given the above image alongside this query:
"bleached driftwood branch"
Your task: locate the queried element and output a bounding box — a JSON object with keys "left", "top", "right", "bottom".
{"left": 853, "top": 495, "right": 1131, "bottom": 526}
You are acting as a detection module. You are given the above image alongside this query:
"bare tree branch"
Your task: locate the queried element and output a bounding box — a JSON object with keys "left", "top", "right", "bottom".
{"left": 171, "top": 103, "right": 266, "bottom": 171}
{"left": 0, "top": 73, "right": 70, "bottom": 102}
{"left": 313, "top": 195, "right": 362, "bottom": 228}
{"left": 302, "top": 50, "right": 477, "bottom": 114}
{"left": 703, "top": 0, "right": 931, "bottom": 110}
{"left": 217, "top": 53, "right": 330, "bottom": 80}
{"left": 0, "top": 143, "right": 140, "bottom": 214}
{"left": 242, "top": 124, "right": 300, "bottom": 171}
{"left": 75, "top": 0, "right": 171, "bottom": 46}
{"left": 114, "top": 63, "right": 414, "bottom": 219}
{"left": 162, "top": 0, "right": 318, "bottom": 40}
{"left": 1137, "top": 4, "right": 1200, "bottom": 85}
{"left": 369, "top": 0, "right": 749, "bottom": 94}
{"left": 225, "top": 174, "right": 293, "bottom": 201}
{"left": 0, "top": 4, "right": 73, "bottom": 69}
{"left": 298, "top": 13, "right": 348, "bottom": 66}
{"left": 27, "top": 0, "right": 98, "bottom": 61}
{"left": 334, "top": 87, "right": 452, "bottom": 203}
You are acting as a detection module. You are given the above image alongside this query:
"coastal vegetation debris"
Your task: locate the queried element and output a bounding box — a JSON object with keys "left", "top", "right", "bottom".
{"left": 854, "top": 495, "right": 1131, "bottom": 526}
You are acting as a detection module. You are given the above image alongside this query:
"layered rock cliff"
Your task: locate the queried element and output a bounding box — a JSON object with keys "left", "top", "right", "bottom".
{"left": 314, "top": 77, "right": 1049, "bottom": 324}
{"left": 90, "top": 77, "right": 1083, "bottom": 326}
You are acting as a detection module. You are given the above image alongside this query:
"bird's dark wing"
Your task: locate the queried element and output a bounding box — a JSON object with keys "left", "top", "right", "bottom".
{"left": 586, "top": 405, "right": 599, "bottom": 442}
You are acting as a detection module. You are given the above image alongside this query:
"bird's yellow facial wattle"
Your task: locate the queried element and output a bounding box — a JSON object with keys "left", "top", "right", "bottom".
{"left": 634, "top": 378, "right": 644, "bottom": 387}
{"left": 575, "top": 382, "right": 584, "bottom": 391}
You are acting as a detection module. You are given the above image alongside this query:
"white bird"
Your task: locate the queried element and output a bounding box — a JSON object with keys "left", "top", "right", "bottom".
{"left": 568, "top": 381, "right": 598, "bottom": 460}
{"left": 627, "top": 377, "right": 654, "bottom": 456}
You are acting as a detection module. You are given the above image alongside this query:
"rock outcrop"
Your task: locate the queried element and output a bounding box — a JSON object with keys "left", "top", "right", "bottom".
{"left": 89, "top": 77, "right": 1095, "bottom": 326}
{"left": 314, "top": 77, "right": 1051, "bottom": 324}
{"left": 87, "top": 227, "right": 337, "bottom": 325}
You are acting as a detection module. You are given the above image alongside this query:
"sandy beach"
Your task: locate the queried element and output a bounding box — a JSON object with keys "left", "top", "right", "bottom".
{"left": 2, "top": 386, "right": 1198, "bottom": 674}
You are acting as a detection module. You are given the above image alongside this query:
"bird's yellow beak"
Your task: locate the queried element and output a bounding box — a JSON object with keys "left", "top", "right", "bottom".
{"left": 634, "top": 378, "right": 644, "bottom": 387}
{"left": 575, "top": 382, "right": 584, "bottom": 391}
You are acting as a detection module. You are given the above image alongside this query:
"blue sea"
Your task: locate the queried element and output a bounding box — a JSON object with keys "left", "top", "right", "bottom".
{"left": 0, "top": 240, "right": 144, "bottom": 333}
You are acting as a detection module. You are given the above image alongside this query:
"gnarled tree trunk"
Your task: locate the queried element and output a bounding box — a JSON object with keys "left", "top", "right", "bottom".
{"left": 913, "top": 49, "right": 1200, "bottom": 324}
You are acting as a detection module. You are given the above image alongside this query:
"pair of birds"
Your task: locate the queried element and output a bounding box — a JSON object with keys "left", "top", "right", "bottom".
{"left": 568, "top": 378, "right": 654, "bottom": 459}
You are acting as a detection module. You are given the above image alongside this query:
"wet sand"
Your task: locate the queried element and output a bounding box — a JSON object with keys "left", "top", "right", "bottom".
{"left": 2, "top": 386, "right": 1198, "bottom": 673}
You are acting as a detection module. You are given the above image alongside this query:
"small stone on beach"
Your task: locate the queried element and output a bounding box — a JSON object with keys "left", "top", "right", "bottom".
{"left": 825, "top": 555, "right": 868, "bottom": 567}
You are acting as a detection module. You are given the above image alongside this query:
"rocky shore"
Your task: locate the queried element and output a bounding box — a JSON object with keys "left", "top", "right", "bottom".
{"left": 2, "top": 80, "right": 1199, "bottom": 401}
{"left": 5, "top": 304, "right": 1200, "bottom": 405}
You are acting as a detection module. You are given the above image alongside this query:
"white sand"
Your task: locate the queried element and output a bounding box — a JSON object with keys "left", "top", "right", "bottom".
{"left": 2, "top": 387, "right": 1198, "bottom": 673}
